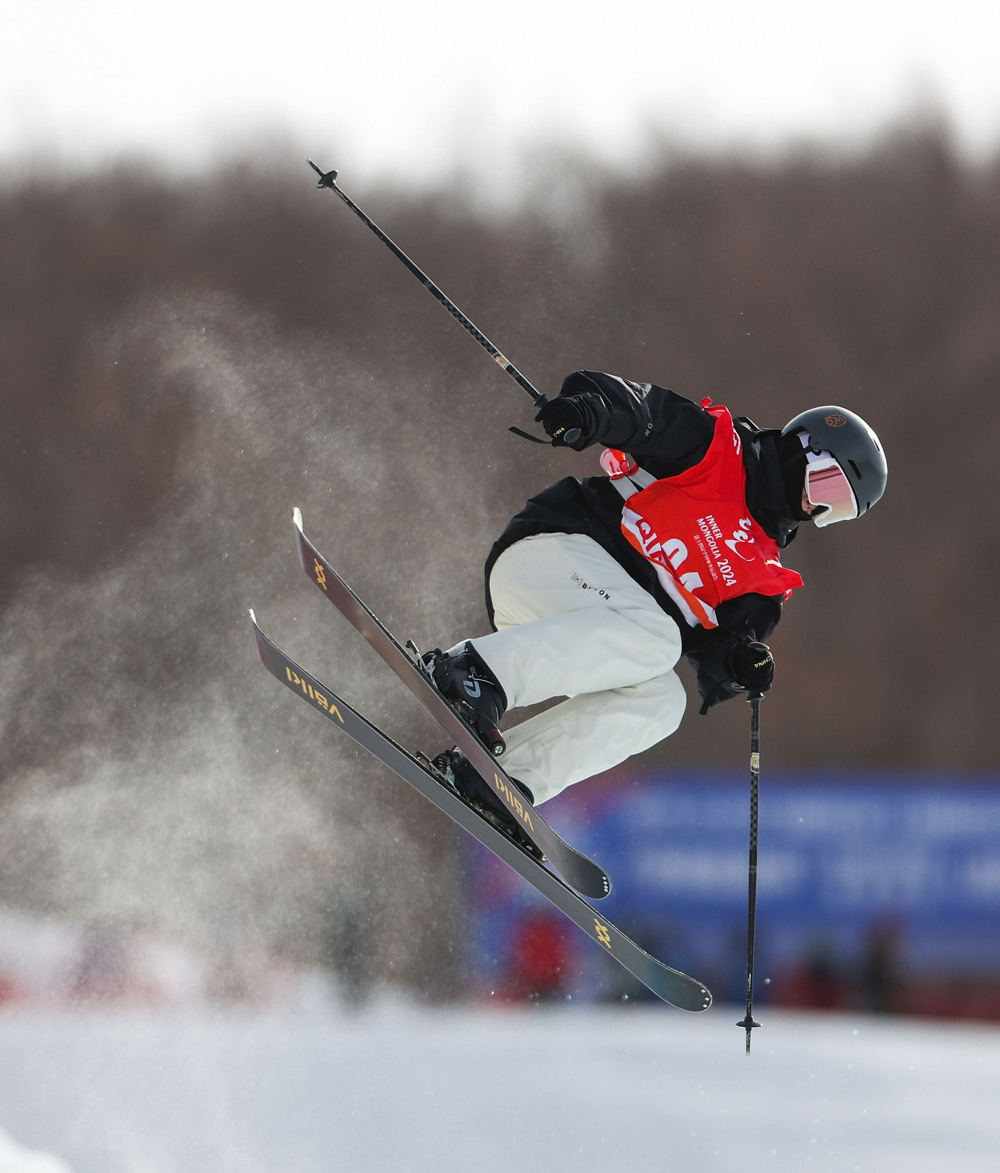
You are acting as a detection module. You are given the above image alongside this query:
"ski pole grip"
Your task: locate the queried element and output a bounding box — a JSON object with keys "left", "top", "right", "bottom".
{"left": 510, "top": 423, "right": 583, "bottom": 446}
{"left": 531, "top": 393, "right": 582, "bottom": 447}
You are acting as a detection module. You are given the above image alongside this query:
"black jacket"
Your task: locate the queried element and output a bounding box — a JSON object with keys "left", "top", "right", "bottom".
{"left": 485, "top": 371, "right": 805, "bottom": 711}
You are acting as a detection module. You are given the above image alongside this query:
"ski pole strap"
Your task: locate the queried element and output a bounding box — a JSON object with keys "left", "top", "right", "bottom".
{"left": 508, "top": 425, "right": 550, "bottom": 445}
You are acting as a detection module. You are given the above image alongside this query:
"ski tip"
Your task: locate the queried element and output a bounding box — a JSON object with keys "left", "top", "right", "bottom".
{"left": 248, "top": 609, "right": 270, "bottom": 667}
{"left": 292, "top": 506, "right": 304, "bottom": 532}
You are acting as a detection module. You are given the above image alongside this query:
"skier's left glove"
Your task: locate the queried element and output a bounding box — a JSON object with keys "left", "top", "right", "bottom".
{"left": 534, "top": 396, "right": 594, "bottom": 450}
{"left": 727, "top": 639, "right": 775, "bottom": 696}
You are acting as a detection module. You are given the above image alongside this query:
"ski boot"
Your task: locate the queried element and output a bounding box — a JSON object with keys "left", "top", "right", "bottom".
{"left": 432, "top": 748, "right": 543, "bottom": 862}
{"left": 423, "top": 642, "right": 508, "bottom": 757}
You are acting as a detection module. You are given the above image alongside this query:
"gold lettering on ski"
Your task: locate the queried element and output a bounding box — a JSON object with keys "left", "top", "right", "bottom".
{"left": 313, "top": 558, "right": 328, "bottom": 591}
{"left": 594, "top": 920, "right": 612, "bottom": 949}
{"left": 285, "top": 667, "right": 343, "bottom": 722}
{"left": 493, "top": 774, "right": 534, "bottom": 831}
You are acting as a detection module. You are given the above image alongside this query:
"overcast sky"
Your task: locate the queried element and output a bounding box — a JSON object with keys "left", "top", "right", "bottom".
{"left": 4, "top": 0, "right": 1000, "bottom": 191}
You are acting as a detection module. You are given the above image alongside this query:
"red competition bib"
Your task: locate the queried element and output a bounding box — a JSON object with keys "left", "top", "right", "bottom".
{"left": 608, "top": 400, "right": 803, "bottom": 629}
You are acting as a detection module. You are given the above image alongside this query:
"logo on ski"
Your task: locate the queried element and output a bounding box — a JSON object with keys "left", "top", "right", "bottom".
{"left": 284, "top": 666, "right": 343, "bottom": 722}
{"left": 493, "top": 773, "right": 533, "bottom": 832}
{"left": 594, "top": 919, "right": 612, "bottom": 949}
{"left": 312, "top": 558, "right": 328, "bottom": 591}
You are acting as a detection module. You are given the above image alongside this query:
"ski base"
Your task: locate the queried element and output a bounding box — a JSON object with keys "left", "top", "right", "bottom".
{"left": 250, "top": 613, "right": 712, "bottom": 1013}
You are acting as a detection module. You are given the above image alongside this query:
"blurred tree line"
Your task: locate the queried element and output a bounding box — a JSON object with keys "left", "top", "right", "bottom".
{"left": 0, "top": 124, "right": 997, "bottom": 996}
{"left": 4, "top": 124, "right": 998, "bottom": 767}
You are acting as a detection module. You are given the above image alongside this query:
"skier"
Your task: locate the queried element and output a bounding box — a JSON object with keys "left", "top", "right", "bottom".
{"left": 429, "top": 370, "right": 887, "bottom": 840}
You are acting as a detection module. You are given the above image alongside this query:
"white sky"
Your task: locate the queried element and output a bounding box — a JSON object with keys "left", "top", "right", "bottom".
{"left": 4, "top": 0, "right": 1000, "bottom": 190}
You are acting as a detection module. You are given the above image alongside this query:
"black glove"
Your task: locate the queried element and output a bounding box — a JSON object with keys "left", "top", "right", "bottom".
{"left": 727, "top": 639, "right": 775, "bottom": 695}
{"left": 534, "top": 396, "right": 592, "bottom": 450}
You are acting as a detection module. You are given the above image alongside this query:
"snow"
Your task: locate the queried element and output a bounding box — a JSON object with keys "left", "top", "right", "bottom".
{"left": 0, "top": 998, "right": 997, "bottom": 1172}
{"left": 0, "top": 1131, "right": 72, "bottom": 1173}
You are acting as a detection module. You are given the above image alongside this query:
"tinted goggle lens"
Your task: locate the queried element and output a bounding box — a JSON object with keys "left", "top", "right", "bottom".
{"left": 806, "top": 456, "right": 858, "bottom": 527}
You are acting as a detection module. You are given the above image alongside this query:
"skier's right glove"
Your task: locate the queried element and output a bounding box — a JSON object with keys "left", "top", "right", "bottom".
{"left": 534, "top": 396, "right": 594, "bottom": 450}
{"left": 727, "top": 639, "right": 775, "bottom": 696}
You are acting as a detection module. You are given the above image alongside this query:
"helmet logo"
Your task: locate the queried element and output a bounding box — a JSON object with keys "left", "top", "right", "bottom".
{"left": 825, "top": 413, "right": 848, "bottom": 428}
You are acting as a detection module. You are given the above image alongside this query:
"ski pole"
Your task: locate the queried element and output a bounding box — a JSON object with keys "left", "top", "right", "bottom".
{"left": 737, "top": 692, "right": 763, "bottom": 1053}
{"left": 307, "top": 161, "right": 579, "bottom": 445}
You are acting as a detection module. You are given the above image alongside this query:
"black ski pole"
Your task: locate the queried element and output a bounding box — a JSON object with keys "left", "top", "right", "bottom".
{"left": 307, "top": 161, "right": 579, "bottom": 445}
{"left": 737, "top": 692, "right": 764, "bottom": 1053}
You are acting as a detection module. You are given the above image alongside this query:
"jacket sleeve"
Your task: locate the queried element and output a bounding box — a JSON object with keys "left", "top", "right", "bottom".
{"left": 558, "top": 371, "right": 714, "bottom": 475}
{"left": 684, "top": 593, "right": 784, "bottom": 713}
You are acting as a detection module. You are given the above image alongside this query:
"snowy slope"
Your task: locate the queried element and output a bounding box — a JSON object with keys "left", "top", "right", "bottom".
{"left": 0, "top": 1001, "right": 997, "bottom": 1173}
{"left": 0, "top": 1129, "right": 72, "bottom": 1173}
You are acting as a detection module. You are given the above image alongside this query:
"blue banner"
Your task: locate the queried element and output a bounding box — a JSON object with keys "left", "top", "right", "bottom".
{"left": 464, "top": 773, "right": 1000, "bottom": 1000}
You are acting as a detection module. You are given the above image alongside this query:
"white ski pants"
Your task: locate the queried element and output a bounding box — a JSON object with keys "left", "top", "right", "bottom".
{"left": 467, "top": 532, "right": 686, "bottom": 805}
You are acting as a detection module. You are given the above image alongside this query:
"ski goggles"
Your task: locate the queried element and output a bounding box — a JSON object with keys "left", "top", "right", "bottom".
{"left": 805, "top": 453, "right": 858, "bottom": 527}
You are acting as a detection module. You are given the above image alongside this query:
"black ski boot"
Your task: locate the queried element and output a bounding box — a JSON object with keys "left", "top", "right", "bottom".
{"left": 424, "top": 642, "right": 508, "bottom": 757}
{"left": 432, "top": 748, "right": 543, "bottom": 862}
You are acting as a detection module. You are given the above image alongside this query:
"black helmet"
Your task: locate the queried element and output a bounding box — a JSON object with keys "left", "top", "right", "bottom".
{"left": 781, "top": 406, "right": 887, "bottom": 520}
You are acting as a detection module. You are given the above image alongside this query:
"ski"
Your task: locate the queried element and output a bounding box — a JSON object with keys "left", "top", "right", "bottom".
{"left": 291, "top": 508, "right": 612, "bottom": 901}
{"left": 250, "top": 613, "right": 712, "bottom": 1013}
